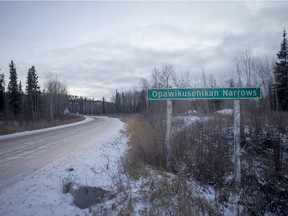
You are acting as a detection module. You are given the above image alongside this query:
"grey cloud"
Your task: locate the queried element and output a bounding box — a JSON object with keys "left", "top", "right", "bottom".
{"left": 1, "top": 1, "right": 287, "bottom": 100}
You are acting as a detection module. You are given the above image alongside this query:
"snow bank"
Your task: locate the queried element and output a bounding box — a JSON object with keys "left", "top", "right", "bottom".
{"left": 0, "top": 115, "right": 93, "bottom": 141}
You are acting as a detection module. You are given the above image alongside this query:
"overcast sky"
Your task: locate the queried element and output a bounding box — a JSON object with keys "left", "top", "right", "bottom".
{"left": 0, "top": 1, "right": 287, "bottom": 100}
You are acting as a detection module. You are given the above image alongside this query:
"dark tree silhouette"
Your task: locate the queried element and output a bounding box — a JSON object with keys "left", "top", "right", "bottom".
{"left": 8, "top": 61, "right": 20, "bottom": 117}
{"left": 273, "top": 30, "right": 288, "bottom": 110}
{"left": 26, "top": 66, "right": 41, "bottom": 120}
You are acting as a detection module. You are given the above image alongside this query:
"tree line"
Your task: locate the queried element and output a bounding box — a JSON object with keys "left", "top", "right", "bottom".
{"left": 0, "top": 61, "right": 70, "bottom": 121}
{"left": 68, "top": 95, "right": 115, "bottom": 115}
{"left": 0, "top": 61, "right": 120, "bottom": 123}
{"left": 113, "top": 30, "right": 288, "bottom": 114}
{"left": 1, "top": 30, "right": 287, "bottom": 121}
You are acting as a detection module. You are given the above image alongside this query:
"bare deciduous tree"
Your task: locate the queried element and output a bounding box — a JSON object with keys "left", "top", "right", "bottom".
{"left": 44, "top": 73, "right": 68, "bottom": 119}
{"left": 233, "top": 49, "right": 258, "bottom": 87}
{"left": 256, "top": 57, "right": 274, "bottom": 97}
{"left": 151, "top": 65, "right": 175, "bottom": 88}
{"left": 172, "top": 71, "right": 192, "bottom": 88}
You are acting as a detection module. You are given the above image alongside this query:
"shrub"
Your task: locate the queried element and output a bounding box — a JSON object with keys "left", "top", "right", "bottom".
{"left": 172, "top": 115, "right": 233, "bottom": 189}
{"left": 125, "top": 110, "right": 288, "bottom": 215}
{"left": 125, "top": 115, "right": 166, "bottom": 168}
{"left": 240, "top": 110, "right": 288, "bottom": 215}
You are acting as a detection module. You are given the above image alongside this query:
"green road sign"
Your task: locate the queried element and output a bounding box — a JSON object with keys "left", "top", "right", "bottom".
{"left": 147, "top": 87, "right": 261, "bottom": 100}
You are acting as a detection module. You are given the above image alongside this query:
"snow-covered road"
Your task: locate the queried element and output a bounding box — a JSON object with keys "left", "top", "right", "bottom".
{"left": 0, "top": 116, "right": 127, "bottom": 215}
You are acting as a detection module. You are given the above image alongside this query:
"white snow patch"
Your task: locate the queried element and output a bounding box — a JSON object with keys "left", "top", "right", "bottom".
{"left": 216, "top": 109, "right": 234, "bottom": 115}
{"left": 174, "top": 115, "right": 201, "bottom": 126}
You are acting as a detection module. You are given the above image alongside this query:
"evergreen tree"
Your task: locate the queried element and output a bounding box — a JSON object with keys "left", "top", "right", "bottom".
{"left": 274, "top": 30, "right": 288, "bottom": 110}
{"left": 102, "top": 97, "right": 106, "bottom": 114}
{"left": 0, "top": 73, "right": 5, "bottom": 115}
{"left": 115, "top": 90, "right": 121, "bottom": 113}
{"left": 18, "top": 81, "right": 24, "bottom": 119}
{"left": 8, "top": 60, "right": 20, "bottom": 117}
{"left": 26, "top": 66, "right": 41, "bottom": 120}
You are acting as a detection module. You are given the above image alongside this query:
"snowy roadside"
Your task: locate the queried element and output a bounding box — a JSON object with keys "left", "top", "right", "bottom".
{"left": 0, "top": 115, "right": 93, "bottom": 141}
{"left": 0, "top": 110, "right": 264, "bottom": 215}
{"left": 0, "top": 118, "right": 127, "bottom": 216}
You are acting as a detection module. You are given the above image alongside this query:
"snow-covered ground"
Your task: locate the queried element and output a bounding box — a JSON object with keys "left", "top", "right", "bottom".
{"left": 215, "top": 108, "right": 234, "bottom": 115}
{"left": 1, "top": 110, "right": 272, "bottom": 215}
{"left": 0, "top": 117, "right": 127, "bottom": 216}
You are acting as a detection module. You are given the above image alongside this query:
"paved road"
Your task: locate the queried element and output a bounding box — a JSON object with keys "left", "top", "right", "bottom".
{"left": 0, "top": 116, "right": 119, "bottom": 192}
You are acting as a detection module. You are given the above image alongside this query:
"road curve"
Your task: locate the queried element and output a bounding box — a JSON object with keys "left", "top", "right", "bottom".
{"left": 0, "top": 116, "right": 121, "bottom": 192}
